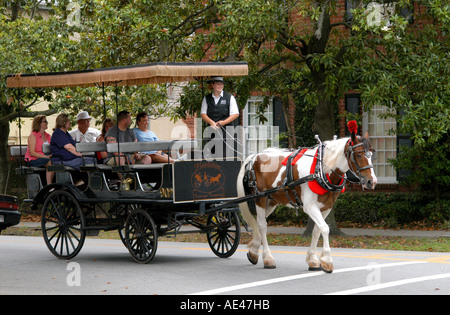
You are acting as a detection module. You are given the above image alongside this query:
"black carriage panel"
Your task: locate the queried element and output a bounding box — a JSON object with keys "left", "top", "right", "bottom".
{"left": 10, "top": 145, "right": 47, "bottom": 199}
{"left": 173, "top": 159, "right": 242, "bottom": 203}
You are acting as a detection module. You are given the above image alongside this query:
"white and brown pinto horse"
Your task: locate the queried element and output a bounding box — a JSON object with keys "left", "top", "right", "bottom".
{"left": 237, "top": 125, "right": 377, "bottom": 272}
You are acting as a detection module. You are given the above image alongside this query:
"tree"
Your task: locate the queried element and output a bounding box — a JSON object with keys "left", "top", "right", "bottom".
{"left": 176, "top": 0, "right": 448, "bottom": 234}
{"left": 0, "top": 2, "right": 83, "bottom": 194}
{"left": 0, "top": 0, "right": 220, "bottom": 194}
{"left": 347, "top": 0, "right": 449, "bottom": 201}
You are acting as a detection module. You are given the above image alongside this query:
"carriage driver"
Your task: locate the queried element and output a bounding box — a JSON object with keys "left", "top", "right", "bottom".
{"left": 200, "top": 76, "right": 240, "bottom": 157}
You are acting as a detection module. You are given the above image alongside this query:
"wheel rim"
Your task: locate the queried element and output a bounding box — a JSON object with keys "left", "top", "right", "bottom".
{"left": 207, "top": 211, "right": 241, "bottom": 258}
{"left": 41, "top": 190, "right": 86, "bottom": 260}
{"left": 124, "top": 209, "right": 158, "bottom": 264}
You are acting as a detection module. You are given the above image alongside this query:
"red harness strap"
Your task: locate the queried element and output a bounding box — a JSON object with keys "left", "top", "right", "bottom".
{"left": 282, "top": 148, "right": 345, "bottom": 195}
{"left": 281, "top": 148, "right": 309, "bottom": 166}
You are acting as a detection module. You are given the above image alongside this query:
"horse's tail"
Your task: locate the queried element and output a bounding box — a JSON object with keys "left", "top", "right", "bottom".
{"left": 237, "top": 154, "right": 260, "bottom": 241}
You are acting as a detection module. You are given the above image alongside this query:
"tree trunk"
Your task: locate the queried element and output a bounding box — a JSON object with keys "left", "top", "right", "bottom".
{"left": 282, "top": 94, "right": 296, "bottom": 148}
{"left": 312, "top": 96, "right": 335, "bottom": 141}
{"left": 0, "top": 121, "right": 11, "bottom": 195}
{"left": 303, "top": 96, "right": 343, "bottom": 236}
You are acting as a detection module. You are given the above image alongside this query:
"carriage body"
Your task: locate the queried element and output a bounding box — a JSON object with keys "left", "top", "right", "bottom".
{"left": 11, "top": 136, "right": 243, "bottom": 264}
{"left": 7, "top": 62, "right": 247, "bottom": 263}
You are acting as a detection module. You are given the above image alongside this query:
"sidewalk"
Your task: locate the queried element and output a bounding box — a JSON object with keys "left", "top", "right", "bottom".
{"left": 17, "top": 221, "right": 450, "bottom": 238}
{"left": 266, "top": 226, "right": 450, "bottom": 238}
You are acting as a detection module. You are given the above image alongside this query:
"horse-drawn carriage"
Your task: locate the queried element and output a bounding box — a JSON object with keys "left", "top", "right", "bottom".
{"left": 8, "top": 62, "right": 378, "bottom": 272}
{"left": 7, "top": 62, "right": 248, "bottom": 263}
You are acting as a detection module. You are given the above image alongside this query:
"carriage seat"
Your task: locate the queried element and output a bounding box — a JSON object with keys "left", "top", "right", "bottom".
{"left": 41, "top": 143, "right": 76, "bottom": 172}
{"left": 10, "top": 146, "right": 47, "bottom": 174}
{"left": 76, "top": 142, "right": 112, "bottom": 171}
{"left": 106, "top": 140, "right": 198, "bottom": 170}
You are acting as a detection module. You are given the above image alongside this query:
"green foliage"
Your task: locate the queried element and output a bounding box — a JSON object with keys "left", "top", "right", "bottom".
{"left": 346, "top": 0, "right": 449, "bottom": 147}
{"left": 334, "top": 192, "right": 450, "bottom": 227}
{"left": 269, "top": 192, "right": 450, "bottom": 228}
{"left": 391, "top": 133, "right": 450, "bottom": 199}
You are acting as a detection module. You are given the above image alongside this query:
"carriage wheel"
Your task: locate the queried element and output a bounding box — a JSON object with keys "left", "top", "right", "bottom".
{"left": 124, "top": 209, "right": 158, "bottom": 264}
{"left": 206, "top": 211, "right": 241, "bottom": 258}
{"left": 41, "top": 190, "right": 86, "bottom": 260}
{"left": 115, "top": 203, "right": 137, "bottom": 247}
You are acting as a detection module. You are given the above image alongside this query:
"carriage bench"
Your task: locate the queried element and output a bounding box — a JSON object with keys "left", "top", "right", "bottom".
{"left": 10, "top": 145, "right": 47, "bottom": 174}
{"left": 76, "top": 142, "right": 112, "bottom": 172}
{"left": 106, "top": 140, "right": 198, "bottom": 170}
{"left": 10, "top": 145, "right": 47, "bottom": 199}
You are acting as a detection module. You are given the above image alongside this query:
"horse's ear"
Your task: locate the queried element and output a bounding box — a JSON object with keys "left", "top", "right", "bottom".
{"left": 364, "top": 131, "right": 370, "bottom": 139}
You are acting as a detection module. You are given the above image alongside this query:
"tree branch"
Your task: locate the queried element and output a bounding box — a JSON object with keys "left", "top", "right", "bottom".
{"left": 258, "top": 56, "right": 292, "bottom": 75}
{"left": 0, "top": 108, "right": 59, "bottom": 125}
{"left": 330, "top": 21, "right": 351, "bottom": 29}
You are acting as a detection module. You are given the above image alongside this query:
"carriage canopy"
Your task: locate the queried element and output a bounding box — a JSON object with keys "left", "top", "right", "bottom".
{"left": 6, "top": 62, "right": 248, "bottom": 88}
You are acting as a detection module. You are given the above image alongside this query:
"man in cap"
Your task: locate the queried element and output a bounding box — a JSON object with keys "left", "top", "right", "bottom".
{"left": 200, "top": 76, "right": 239, "bottom": 129}
{"left": 69, "top": 111, "right": 101, "bottom": 143}
{"left": 200, "top": 76, "right": 240, "bottom": 158}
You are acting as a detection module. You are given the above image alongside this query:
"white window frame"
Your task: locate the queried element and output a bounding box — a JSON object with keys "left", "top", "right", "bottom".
{"left": 243, "top": 97, "right": 279, "bottom": 158}
{"left": 363, "top": 105, "right": 398, "bottom": 184}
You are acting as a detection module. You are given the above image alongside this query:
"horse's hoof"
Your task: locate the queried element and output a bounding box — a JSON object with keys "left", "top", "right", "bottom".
{"left": 320, "top": 263, "right": 334, "bottom": 274}
{"left": 264, "top": 261, "right": 276, "bottom": 269}
{"left": 247, "top": 252, "right": 258, "bottom": 265}
{"left": 308, "top": 266, "right": 322, "bottom": 271}
{"left": 308, "top": 262, "right": 321, "bottom": 271}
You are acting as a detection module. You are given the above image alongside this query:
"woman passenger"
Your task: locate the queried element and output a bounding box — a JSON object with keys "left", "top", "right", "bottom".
{"left": 25, "top": 115, "right": 54, "bottom": 185}
{"left": 50, "top": 113, "right": 92, "bottom": 170}
{"left": 96, "top": 118, "right": 115, "bottom": 163}
{"left": 134, "top": 112, "right": 173, "bottom": 163}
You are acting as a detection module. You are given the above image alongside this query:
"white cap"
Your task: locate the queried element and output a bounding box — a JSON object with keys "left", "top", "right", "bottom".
{"left": 76, "top": 111, "right": 92, "bottom": 121}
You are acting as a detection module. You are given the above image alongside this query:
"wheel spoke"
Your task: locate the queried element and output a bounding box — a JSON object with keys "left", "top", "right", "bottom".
{"left": 124, "top": 209, "right": 158, "bottom": 264}
{"left": 207, "top": 211, "right": 240, "bottom": 258}
{"left": 42, "top": 190, "right": 85, "bottom": 260}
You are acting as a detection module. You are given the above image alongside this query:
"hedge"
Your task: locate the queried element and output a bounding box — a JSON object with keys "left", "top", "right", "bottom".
{"left": 269, "top": 192, "right": 450, "bottom": 228}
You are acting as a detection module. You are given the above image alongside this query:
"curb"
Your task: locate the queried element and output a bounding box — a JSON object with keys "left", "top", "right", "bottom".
{"left": 16, "top": 221, "right": 450, "bottom": 238}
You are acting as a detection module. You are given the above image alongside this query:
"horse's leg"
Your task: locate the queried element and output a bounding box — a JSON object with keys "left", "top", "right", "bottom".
{"left": 257, "top": 203, "right": 276, "bottom": 269}
{"left": 304, "top": 206, "right": 333, "bottom": 273}
{"left": 247, "top": 226, "right": 261, "bottom": 266}
{"left": 242, "top": 207, "right": 261, "bottom": 265}
{"left": 306, "top": 223, "right": 321, "bottom": 271}
{"left": 318, "top": 209, "right": 333, "bottom": 273}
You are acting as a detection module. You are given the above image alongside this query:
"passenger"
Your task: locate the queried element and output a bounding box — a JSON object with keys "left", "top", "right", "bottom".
{"left": 24, "top": 115, "right": 54, "bottom": 185}
{"left": 96, "top": 118, "right": 115, "bottom": 163}
{"left": 105, "top": 110, "right": 152, "bottom": 166}
{"left": 134, "top": 112, "right": 174, "bottom": 163}
{"left": 69, "top": 111, "right": 101, "bottom": 143}
{"left": 50, "top": 113, "right": 94, "bottom": 170}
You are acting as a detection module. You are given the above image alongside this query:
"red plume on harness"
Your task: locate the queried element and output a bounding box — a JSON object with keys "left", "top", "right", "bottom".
{"left": 347, "top": 120, "right": 358, "bottom": 134}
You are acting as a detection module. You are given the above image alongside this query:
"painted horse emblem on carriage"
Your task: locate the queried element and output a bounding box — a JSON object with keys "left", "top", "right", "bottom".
{"left": 237, "top": 120, "right": 377, "bottom": 272}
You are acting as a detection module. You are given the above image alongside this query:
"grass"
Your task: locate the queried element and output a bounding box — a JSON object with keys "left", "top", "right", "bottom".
{"left": 3, "top": 226, "right": 449, "bottom": 253}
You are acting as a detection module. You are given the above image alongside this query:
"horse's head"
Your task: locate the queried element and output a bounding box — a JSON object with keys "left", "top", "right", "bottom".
{"left": 345, "top": 121, "right": 378, "bottom": 190}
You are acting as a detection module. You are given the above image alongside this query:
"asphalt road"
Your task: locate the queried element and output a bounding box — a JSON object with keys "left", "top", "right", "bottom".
{"left": 1, "top": 235, "right": 449, "bottom": 296}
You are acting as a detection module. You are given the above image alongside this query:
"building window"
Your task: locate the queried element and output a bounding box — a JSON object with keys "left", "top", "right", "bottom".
{"left": 345, "top": 0, "right": 363, "bottom": 23}
{"left": 363, "top": 104, "right": 397, "bottom": 183}
{"left": 243, "top": 97, "right": 277, "bottom": 157}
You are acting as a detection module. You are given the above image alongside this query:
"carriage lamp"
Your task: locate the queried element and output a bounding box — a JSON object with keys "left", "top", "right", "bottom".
{"left": 122, "top": 178, "right": 133, "bottom": 191}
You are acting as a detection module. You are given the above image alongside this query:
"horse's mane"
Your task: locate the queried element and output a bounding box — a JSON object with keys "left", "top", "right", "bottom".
{"left": 322, "top": 138, "right": 350, "bottom": 173}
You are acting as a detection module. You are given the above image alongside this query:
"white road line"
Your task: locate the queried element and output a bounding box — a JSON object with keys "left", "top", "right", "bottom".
{"left": 327, "top": 273, "right": 450, "bottom": 295}
{"left": 190, "top": 261, "right": 428, "bottom": 295}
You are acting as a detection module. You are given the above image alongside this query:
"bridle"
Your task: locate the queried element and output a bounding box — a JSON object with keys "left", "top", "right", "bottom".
{"left": 345, "top": 138, "right": 377, "bottom": 181}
